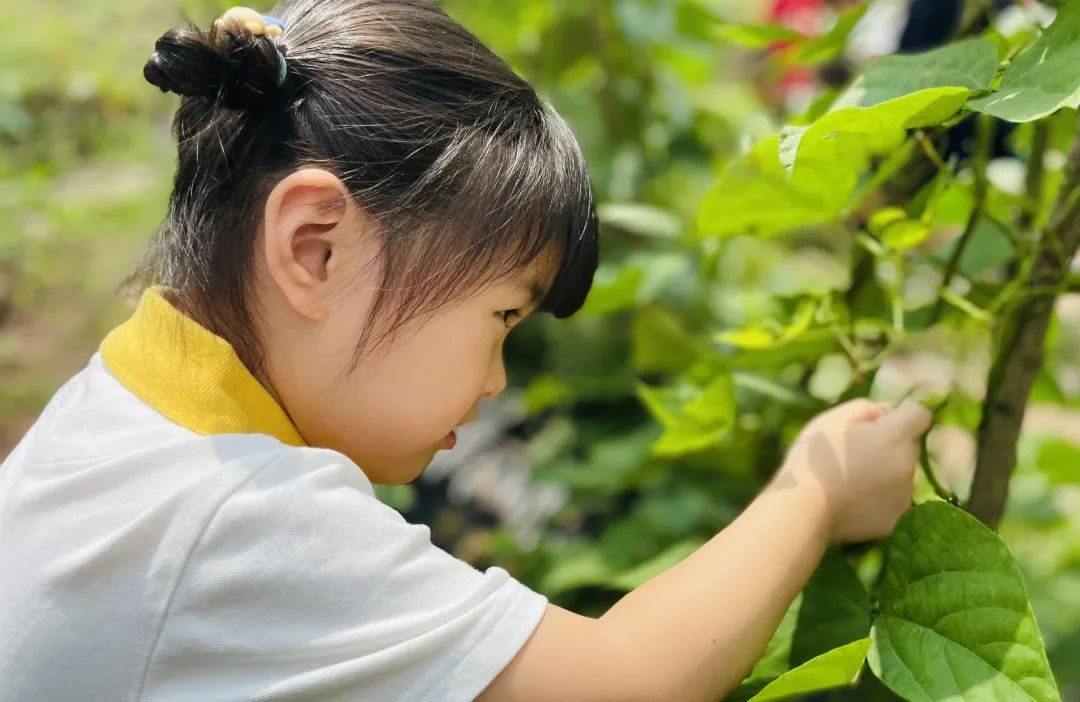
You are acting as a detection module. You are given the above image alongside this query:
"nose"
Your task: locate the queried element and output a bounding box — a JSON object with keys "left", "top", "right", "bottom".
{"left": 481, "top": 345, "right": 508, "bottom": 399}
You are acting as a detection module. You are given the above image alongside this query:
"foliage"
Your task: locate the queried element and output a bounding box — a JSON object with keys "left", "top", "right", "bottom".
{"left": 463, "top": 1, "right": 1080, "bottom": 699}
{"left": 870, "top": 503, "right": 1057, "bottom": 702}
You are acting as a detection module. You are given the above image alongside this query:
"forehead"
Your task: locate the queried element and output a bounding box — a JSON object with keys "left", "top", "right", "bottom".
{"left": 520, "top": 247, "right": 561, "bottom": 294}
{"left": 483, "top": 250, "right": 558, "bottom": 303}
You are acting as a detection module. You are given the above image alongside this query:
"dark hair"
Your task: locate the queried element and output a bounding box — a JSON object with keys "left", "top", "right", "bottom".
{"left": 131, "top": 0, "right": 598, "bottom": 376}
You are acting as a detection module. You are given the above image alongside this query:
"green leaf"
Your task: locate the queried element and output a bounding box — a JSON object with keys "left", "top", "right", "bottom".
{"left": 632, "top": 305, "right": 705, "bottom": 373}
{"left": 868, "top": 205, "right": 931, "bottom": 249}
{"left": 1034, "top": 437, "right": 1080, "bottom": 487}
{"left": 928, "top": 187, "right": 1015, "bottom": 278}
{"left": 715, "top": 299, "right": 818, "bottom": 350}
{"left": 373, "top": 484, "right": 416, "bottom": 512}
{"left": 792, "top": 550, "right": 873, "bottom": 667}
{"left": 637, "top": 382, "right": 678, "bottom": 425}
{"left": 533, "top": 426, "right": 655, "bottom": 491}
{"left": 882, "top": 219, "right": 931, "bottom": 250}
{"left": 538, "top": 537, "right": 704, "bottom": 596}
{"left": 794, "top": 5, "right": 867, "bottom": 65}
{"left": 699, "top": 136, "right": 856, "bottom": 238}
{"left": 522, "top": 374, "right": 573, "bottom": 415}
{"left": 869, "top": 207, "right": 909, "bottom": 235}
{"left": 749, "top": 638, "right": 871, "bottom": 701}
{"left": 969, "top": 2, "right": 1080, "bottom": 122}
{"left": 741, "top": 550, "right": 871, "bottom": 694}
{"left": 580, "top": 262, "right": 645, "bottom": 316}
{"left": 538, "top": 547, "right": 613, "bottom": 596}
{"left": 784, "top": 87, "right": 972, "bottom": 174}
{"left": 869, "top": 502, "right": 1060, "bottom": 702}
{"left": 637, "top": 375, "right": 735, "bottom": 457}
{"left": 744, "top": 595, "right": 803, "bottom": 687}
{"left": 715, "top": 327, "right": 779, "bottom": 349}
{"left": 713, "top": 22, "right": 806, "bottom": 49}
{"left": 597, "top": 202, "right": 681, "bottom": 238}
{"left": 836, "top": 38, "right": 998, "bottom": 109}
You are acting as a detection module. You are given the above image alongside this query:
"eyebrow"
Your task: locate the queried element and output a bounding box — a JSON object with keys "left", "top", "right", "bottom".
{"left": 522, "top": 279, "right": 548, "bottom": 312}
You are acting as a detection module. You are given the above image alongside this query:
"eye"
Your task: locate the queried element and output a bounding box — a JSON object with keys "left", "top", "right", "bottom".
{"left": 499, "top": 309, "right": 521, "bottom": 327}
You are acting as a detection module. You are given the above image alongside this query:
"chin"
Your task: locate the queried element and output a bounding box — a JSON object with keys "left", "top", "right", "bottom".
{"left": 357, "top": 450, "right": 433, "bottom": 485}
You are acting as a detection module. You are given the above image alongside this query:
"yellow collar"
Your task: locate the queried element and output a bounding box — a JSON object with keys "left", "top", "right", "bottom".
{"left": 99, "top": 287, "right": 307, "bottom": 447}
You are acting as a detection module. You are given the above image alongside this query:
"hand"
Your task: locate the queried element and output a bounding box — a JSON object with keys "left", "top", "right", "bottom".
{"left": 770, "top": 398, "right": 933, "bottom": 543}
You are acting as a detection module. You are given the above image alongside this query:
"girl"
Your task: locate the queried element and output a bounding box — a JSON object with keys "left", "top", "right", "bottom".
{"left": 0, "top": 2, "right": 931, "bottom": 700}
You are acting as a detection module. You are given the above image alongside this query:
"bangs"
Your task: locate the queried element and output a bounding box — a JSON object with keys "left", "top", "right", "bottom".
{"left": 532, "top": 107, "right": 600, "bottom": 318}
{"left": 399, "top": 100, "right": 599, "bottom": 319}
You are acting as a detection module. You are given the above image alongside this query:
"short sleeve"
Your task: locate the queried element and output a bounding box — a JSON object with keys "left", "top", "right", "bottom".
{"left": 139, "top": 449, "right": 549, "bottom": 702}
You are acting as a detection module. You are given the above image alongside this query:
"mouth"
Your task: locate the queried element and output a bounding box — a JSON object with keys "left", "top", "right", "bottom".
{"left": 440, "top": 409, "right": 478, "bottom": 450}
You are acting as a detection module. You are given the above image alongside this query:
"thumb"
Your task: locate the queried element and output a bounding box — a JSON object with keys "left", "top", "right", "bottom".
{"left": 877, "top": 399, "right": 932, "bottom": 439}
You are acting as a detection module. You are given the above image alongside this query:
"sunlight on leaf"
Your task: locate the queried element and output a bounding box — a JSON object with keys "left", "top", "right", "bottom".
{"left": 869, "top": 502, "right": 1060, "bottom": 702}
{"left": 637, "top": 375, "right": 735, "bottom": 457}
{"left": 749, "top": 639, "right": 871, "bottom": 701}
{"left": 969, "top": 3, "right": 1080, "bottom": 122}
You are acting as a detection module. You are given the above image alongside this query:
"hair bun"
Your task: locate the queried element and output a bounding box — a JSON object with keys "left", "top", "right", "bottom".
{"left": 144, "top": 23, "right": 289, "bottom": 110}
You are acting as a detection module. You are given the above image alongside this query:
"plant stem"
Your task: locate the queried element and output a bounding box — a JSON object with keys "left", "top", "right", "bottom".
{"left": 920, "top": 430, "right": 959, "bottom": 505}
{"left": 931, "top": 113, "right": 995, "bottom": 323}
{"left": 967, "top": 112, "right": 1080, "bottom": 529}
{"left": 916, "top": 131, "right": 954, "bottom": 182}
{"left": 1019, "top": 119, "right": 1050, "bottom": 234}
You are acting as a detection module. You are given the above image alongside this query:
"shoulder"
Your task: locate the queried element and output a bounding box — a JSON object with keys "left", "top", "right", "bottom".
{"left": 198, "top": 442, "right": 393, "bottom": 547}
{"left": 142, "top": 444, "right": 549, "bottom": 702}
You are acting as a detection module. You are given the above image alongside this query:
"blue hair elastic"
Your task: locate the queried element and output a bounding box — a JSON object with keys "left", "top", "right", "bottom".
{"left": 275, "top": 52, "right": 288, "bottom": 86}
{"left": 262, "top": 15, "right": 286, "bottom": 32}
{"left": 262, "top": 15, "right": 288, "bottom": 86}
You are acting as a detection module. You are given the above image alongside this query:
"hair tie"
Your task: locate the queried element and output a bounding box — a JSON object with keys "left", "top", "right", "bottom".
{"left": 214, "top": 7, "right": 285, "bottom": 36}
{"left": 274, "top": 51, "right": 289, "bottom": 87}
{"left": 262, "top": 15, "right": 286, "bottom": 35}
{"left": 213, "top": 7, "right": 288, "bottom": 86}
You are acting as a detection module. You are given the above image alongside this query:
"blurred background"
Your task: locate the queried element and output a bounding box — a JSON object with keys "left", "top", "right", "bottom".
{"left": 3, "top": 0, "right": 1079, "bottom": 697}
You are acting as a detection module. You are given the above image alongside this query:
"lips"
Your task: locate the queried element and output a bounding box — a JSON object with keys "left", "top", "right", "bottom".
{"left": 441, "top": 409, "right": 477, "bottom": 451}
{"left": 442, "top": 430, "right": 457, "bottom": 450}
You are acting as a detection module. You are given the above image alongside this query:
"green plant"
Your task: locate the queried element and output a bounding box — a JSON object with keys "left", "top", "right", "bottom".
{"left": 471, "top": 1, "right": 1080, "bottom": 699}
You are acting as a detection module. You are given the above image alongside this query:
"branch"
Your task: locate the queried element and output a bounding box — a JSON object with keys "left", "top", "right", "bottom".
{"left": 1018, "top": 119, "right": 1050, "bottom": 233}
{"left": 919, "top": 398, "right": 960, "bottom": 505}
{"left": 931, "top": 113, "right": 995, "bottom": 323}
{"left": 966, "top": 112, "right": 1080, "bottom": 529}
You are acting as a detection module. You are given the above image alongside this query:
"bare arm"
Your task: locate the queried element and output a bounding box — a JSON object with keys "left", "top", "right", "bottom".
{"left": 478, "top": 479, "right": 830, "bottom": 701}
{"left": 478, "top": 399, "right": 930, "bottom": 702}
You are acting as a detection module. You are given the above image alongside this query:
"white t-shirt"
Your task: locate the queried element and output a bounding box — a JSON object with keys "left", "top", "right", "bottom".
{"left": 0, "top": 353, "right": 548, "bottom": 700}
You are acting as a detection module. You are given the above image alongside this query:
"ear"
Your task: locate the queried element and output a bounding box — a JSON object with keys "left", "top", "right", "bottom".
{"left": 261, "top": 168, "right": 372, "bottom": 321}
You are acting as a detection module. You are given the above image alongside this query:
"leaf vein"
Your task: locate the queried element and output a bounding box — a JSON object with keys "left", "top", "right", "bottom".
{"left": 885, "top": 618, "right": 1047, "bottom": 702}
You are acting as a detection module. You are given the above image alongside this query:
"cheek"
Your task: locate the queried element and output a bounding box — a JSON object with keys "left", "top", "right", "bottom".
{"left": 403, "top": 324, "right": 496, "bottom": 404}
{"left": 337, "top": 321, "right": 495, "bottom": 436}
{"left": 289, "top": 318, "right": 507, "bottom": 481}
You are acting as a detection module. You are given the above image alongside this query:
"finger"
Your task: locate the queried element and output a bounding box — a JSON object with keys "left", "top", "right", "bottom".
{"left": 836, "top": 398, "right": 888, "bottom": 424}
{"left": 877, "top": 399, "right": 933, "bottom": 438}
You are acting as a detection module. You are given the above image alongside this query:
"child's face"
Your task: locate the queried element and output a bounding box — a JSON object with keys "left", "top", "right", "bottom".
{"left": 255, "top": 169, "right": 554, "bottom": 484}
{"left": 296, "top": 261, "right": 549, "bottom": 484}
